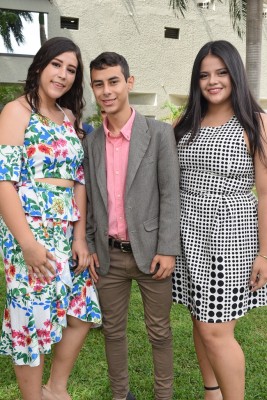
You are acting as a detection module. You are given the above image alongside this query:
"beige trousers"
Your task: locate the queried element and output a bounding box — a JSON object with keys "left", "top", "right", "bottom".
{"left": 95, "top": 247, "right": 174, "bottom": 400}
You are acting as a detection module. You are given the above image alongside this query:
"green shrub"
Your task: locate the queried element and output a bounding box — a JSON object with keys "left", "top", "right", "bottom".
{"left": 85, "top": 104, "right": 103, "bottom": 129}
{"left": 0, "top": 84, "right": 24, "bottom": 111}
{"left": 161, "top": 101, "right": 185, "bottom": 124}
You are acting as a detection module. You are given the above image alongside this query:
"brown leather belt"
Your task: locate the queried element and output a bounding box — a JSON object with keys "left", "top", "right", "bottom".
{"left": 108, "top": 237, "right": 132, "bottom": 253}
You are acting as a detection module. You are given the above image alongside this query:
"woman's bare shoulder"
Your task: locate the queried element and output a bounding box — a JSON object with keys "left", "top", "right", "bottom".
{"left": 2, "top": 97, "right": 31, "bottom": 117}
{"left": 259, "top": 112, "right": 267, "bottom": 138}
{"left": 260, "top": 112, "right": 267, "bottom": 124}
{"left": 0, "top": 97, "right": 32, "bottom": 145}
{"left": 63, "top": 107, "right": 76, "bottom": 125}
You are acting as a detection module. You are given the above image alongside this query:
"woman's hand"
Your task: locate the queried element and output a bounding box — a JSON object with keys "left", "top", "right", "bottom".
{"left": 71, "top": 237, "right": 91, "bottom": 274}
{"left": 21, "top": 239, "right": 56, "bottom": 284}
{"left": 250, "top": 255, "right": 267, "bottom": 292}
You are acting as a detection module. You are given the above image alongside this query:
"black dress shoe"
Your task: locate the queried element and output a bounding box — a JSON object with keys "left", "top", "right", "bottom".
{"left": 126, "top": 392, "right": 136, "bottom": 400}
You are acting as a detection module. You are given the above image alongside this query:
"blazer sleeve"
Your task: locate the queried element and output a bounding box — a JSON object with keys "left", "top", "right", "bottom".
{"left": 82, "top": 138, "right": 97, "bottom": 254}
{"left": 156, "top": 122, "right": 181, "bottom": 256}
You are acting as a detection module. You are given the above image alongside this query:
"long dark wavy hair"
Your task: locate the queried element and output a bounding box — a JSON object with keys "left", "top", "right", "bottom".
{"left": 174, "top": 40, "right": 265, "bottom": 162}
{"left": 24, "top": 36, "right": 85, "bottom": 137}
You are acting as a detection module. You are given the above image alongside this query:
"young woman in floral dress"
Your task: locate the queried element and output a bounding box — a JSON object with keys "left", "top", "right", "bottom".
{"left": 0, "top": 37, "right": 101, "bottom": 400}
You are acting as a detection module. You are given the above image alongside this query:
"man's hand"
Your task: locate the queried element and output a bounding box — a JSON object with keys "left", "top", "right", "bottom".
{"left": 150, "top": 255, "right": 175, "bottom": 280}
{"left": 89, "top": 252, "right": 100, "bottom": 282}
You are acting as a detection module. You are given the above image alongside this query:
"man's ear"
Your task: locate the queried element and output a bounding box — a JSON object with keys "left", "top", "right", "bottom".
{"left": 127, "top": 75, "right": 135, "bottom": 91}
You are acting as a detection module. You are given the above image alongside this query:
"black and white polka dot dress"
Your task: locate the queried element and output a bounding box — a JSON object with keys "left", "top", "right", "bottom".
{"left": 172, "top": 115, "right": 267, "bottom": 323}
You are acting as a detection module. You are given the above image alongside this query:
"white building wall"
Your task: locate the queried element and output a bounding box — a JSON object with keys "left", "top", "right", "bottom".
{"left": 1, "top": 0, "right": 267, "bottom": 118}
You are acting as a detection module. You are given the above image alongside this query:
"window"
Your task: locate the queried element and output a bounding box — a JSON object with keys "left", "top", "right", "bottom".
{"left": 0, "top": 9, "right": 48, "bottom": 55}
{"left": 260, "top": 98, "right": 267, "bottom": 111}
{"left": 197, "top": 1, "right": 210, "bottom": 9}
{"left": 169, "top": 94, "right": 187, "bottom": 107}
{"left": 164, "top": 27, "right": 180, "bottom": 40}
{"left": 129, "top": 92, "right": 157, "bottom": 106}
{"left": 60, "top": 17, "right": 79, "bottom": 30}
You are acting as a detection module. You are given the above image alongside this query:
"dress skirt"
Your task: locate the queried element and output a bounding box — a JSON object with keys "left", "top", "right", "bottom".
{"left": 0, "top": 182, "right": 101, "bottom": 366}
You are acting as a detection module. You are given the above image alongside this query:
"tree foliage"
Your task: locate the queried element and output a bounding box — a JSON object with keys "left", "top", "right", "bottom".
{"left": 161, "top": 101, "right": 185, "bottom": 124}
{"left": 0, "top": 9, "right": 33, "bottom": 52}
{"left": 229, "top": 0, "right": 247, "bottom": 38}
{"left": 169, "top": 0, "right": 247, "bottom": 38}
{"left": 85, "top": 104, "right": 103, "bottom": 129}
{"left": 0, "top": 84, "right": 24, "bottom": 111}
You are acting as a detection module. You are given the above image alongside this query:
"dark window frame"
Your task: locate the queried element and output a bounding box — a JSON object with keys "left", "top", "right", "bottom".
{"left": 164, "top": 27, "right": 180, "bottom": 40}
{"left": 60, "top": 16, "right": 79, "bottom": 30}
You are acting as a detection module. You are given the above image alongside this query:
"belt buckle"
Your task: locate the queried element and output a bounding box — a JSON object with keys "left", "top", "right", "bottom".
{"left": 120, "top": 241, "right": 129, "bottom": 253}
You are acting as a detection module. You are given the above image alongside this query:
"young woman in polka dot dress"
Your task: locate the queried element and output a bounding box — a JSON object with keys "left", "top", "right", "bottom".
{"left": 172, "top": 40, "right": 267, "bottom": 400}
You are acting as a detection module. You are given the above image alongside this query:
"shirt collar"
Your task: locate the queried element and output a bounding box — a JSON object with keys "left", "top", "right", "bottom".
{"left": 103, "top": 108, "right": 136, "bottom": 141}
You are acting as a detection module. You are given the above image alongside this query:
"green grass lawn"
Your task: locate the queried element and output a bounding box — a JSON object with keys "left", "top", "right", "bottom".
{"left": 0, "top": 257, "right": 266, "bottom": 400}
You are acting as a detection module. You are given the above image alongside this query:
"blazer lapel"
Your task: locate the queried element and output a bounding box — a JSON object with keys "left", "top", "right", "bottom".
{"left": 126, "top": 113, "right": 151, "bottom": 195}
{"left": 92, "top": 128, "right": 108, "bottom": 210}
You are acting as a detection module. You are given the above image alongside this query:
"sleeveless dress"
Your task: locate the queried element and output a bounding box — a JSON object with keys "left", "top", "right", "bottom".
{"left": 0, "top": 108, "right": 101, "bottom": 366}
{"left": 172, "top": 116, "right": 267, "bottom": 323}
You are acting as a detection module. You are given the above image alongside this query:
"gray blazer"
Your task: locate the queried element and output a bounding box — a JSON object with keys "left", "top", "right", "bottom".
{"left": 83, "top": 111, "right": 181, "bottom": 275}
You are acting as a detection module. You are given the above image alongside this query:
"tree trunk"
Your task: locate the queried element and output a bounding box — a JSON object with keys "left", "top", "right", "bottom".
{"left": 246, "top": 0, "right": 263, "bottom": 101}
{"left": 39, "top": 12, "right": 47, "bottom": 46}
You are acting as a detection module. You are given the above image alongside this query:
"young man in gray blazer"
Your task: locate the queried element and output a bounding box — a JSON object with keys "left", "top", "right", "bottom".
{"left": 83, "top": 52, "right": 180, "bottom": 400}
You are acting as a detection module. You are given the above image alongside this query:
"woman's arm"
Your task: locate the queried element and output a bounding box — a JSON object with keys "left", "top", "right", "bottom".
{"left": 0, "top": 100, "right": 55, "bottom": 282}
{"left": 72, "top": 182, "right": 91, "bottom": 273}
{"left": 0, "top": 100, "right": 36, "bottom": 244}
{"left": 250, "top": 113, "right": 267, "bottom": 291}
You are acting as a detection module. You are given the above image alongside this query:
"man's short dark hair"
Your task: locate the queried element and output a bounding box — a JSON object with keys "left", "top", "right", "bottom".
{"left": 90, "top": 52, "right": 130, "bottom": 81}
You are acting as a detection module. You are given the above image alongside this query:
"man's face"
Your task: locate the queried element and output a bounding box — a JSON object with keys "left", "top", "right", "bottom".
{"left": 91, "top": 65, "right": 134, "bottom": 116}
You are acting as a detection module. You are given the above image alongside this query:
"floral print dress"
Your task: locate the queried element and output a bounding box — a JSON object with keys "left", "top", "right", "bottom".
{"left": 0, "top": 108, "right": 101, "bottom": 366}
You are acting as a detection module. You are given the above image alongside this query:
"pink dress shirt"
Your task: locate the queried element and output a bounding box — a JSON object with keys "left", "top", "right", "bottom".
{"left": 103, "top": 109, "right": 136, "bottom": 240}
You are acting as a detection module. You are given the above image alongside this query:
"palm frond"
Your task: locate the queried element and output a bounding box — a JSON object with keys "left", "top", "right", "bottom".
{"left": 228, "top": 0, "right": 247, "bottom": 39}
{"left": 169, "top": 0, "right": 189, "bottom": 17}
{"left": 0, "top": 9, "right": 33, "bottom": 52}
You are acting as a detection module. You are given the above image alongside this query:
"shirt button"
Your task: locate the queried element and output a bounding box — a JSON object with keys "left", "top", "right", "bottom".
{"left": 115, "top": 171, "right": 119, "bottom": 175}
